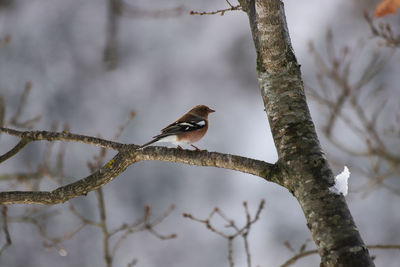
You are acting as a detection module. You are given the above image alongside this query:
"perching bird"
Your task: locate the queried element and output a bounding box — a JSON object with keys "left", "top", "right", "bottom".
{"left": 139, "top": 105, "right": 215, "bottom": 150}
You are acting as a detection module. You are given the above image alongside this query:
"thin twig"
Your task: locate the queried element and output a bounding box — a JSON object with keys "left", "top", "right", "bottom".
{"left": 190, "top": 2, "right": 241, "bottom": 16}
{"left": 110, "top": 204, "right": 176, "bottom": 258}
{"left": 8, "top": 82, "right": 41, "bottom": 129}
{"left": 0, "top": 95, "right": 4, "bottom": 128}
{"left": 364, "top": 12, "right": 400, "bottom": 48}
{"left": 8, "top": 211, "right": 86, "bottom": 255}
{"left": 0, "top": 34, "right": 11, "bottom": 49}
{"left": 183, "top": 199, "right": 265, "bottom": 267}
{"left": 307, "top": 29, "right": 400, "bottom": 197}
{"left": 0, "top": 205, "right": 12, "bottom": 256}
{"left": 103, "top": 0, "right": 121, "bottom": 70}
{"left": 0, "top": 138, "right": 30, "bottom": 163}
{"left": 96, "top": 188, "right": 112, "bottom": 267}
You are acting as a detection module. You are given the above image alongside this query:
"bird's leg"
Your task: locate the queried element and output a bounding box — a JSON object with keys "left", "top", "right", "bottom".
{"left": 191, "top": 144, "right": 200, "bottom": 151}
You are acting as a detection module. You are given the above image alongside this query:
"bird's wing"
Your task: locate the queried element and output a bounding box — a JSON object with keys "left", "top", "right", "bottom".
{"left": 154, "top": 116, "right": 207, "bottom": 138}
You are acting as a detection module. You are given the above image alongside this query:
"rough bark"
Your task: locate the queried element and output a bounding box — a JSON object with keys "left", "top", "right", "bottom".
{"left": 238, "top": 0, "right": 374, "bottom": 266}
{"left": 0, "top": 127, "right": 280, "bottom": 204}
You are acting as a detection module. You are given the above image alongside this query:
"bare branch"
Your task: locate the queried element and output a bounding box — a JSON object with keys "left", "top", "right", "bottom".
{"left": 368, "top": 244, "right": 400, "bottom": 249}
{"left": 228, "top": 237, "right": 234, "bottom": 267}
{"left": 0, "top": 127, "right": 278, "bottom": 205}
{"left": 103, "top": 0, "right": 121, "bottom": 70}
{"left": 110, "top": 204, "right": 176, "bottom": 258}
{"left": 364, "top": 12, "right": 400, "bottom": 48}
{"left": 8, "top": 209, "right": 86, "bottom": 256}
{"left": 0, "top": 34, "right": 11, "bottom": 49}
{"left": 0, "top": 95, "right": 4, "bottom": 128}
{"left": 127, "top": 259, "right": 138, "bottom": 267}
{"left": 103, "top": 0, "right": 185, "bottom": 68}
{"left": 183, "top": 199, "right": 265, "bottom": 267}
{"left": 0, "top": 138, "right": 30, "bottom": 164}
{"left": 190, "top": 3, "right": 241, "bottom": 16}
{"left": 0, "top": 172, "right": 43, "bottom": 182}
{"left": 146, "top": 204, "right": 176, "bottom": 228}
{"left": 307, "top": 27, "right": 400, "bottom": 197}
{"left": 0, "top": 127, "right": 125, "bottom": 152}
{"left": 68, "top": 203, "right": 100, "bottom": 227}
{"left": 8, "top": 82, "right": 41, "bottom": 129}
{"left": 56, "top": 123, "right": 69, "bottom": 184}
{"left": 0, "top": 205, "right": 12, "bottom": 256}
{"left": 280, "top": 249, "right": 318, "bottom": 267}
{"left": 0, "top": 150, "right": 132, "bottom": 204}
{"left": 113, "top": 109, "right": 136, "bottom": 140}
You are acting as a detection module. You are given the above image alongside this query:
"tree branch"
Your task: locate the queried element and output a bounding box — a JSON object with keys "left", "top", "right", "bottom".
{"left": 0, "top": 150, "right": 132, "bottom": 204}
{"left": 0, "top": 128, "right": 279, "bottom": 205}
{"left": 0, "top": 127, "right": 125, "bottom": 151}
{"left": 189, "top": 0, "right": 241, "bottom": 16}
{"left": 0, "top": 138, "right": 30, "bottom": 164}
{"left": 183, "top": 200, "right": 265, "bottom": 267}
{"left": 0, "top": 205, "right": 12, "bottom": 256}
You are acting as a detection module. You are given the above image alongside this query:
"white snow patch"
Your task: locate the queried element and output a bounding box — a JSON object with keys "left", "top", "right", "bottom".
{"left": 329, "top": 166, "right": 350, "bottom": 196}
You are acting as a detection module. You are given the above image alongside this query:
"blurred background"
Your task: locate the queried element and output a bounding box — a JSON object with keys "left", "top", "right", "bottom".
{"left": 0, "top": 0, "right": 399, "bottom": 266}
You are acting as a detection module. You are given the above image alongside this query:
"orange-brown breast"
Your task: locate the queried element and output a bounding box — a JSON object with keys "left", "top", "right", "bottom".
{"left": 177, "top": 124, "right": 208, "bottom": 143}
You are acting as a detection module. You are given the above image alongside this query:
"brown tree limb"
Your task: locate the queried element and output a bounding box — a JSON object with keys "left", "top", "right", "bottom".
{"left": 0, "top": 127, "right": 125, "bottom": 151}
{"left": 0, "top": 128, "right": 279, "bottom": 205}
{"left": 0, "top": 138, "right": 30, "bottom": 164}
{"left": 0, "top": 150, "right": 132, "bottom": 204}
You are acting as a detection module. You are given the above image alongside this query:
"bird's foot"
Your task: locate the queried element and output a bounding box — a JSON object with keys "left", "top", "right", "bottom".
{"left": 191, "top": 144, "right": 201, "bottom": 151}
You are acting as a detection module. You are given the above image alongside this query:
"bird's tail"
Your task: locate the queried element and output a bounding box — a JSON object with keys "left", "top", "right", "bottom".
{"left": 138, "top": 138, "right": 160, "bottom": 149}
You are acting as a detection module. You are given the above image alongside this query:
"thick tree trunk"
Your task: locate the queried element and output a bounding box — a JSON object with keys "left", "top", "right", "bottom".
{"left": 238, "top": 0, "right": 375, "bottom": 266}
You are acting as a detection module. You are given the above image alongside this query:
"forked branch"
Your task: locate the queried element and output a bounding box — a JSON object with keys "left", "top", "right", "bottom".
{"left": 0, "top": 127, "right": 280, "bottom": 205}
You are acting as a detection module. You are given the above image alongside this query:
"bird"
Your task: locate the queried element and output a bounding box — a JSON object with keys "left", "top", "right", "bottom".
{"left": 139, "top": 105, "right": 215, "bottom": 150}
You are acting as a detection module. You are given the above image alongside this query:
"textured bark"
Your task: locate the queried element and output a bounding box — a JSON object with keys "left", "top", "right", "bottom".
{"left": 0, "top": 135, "right": 280, "bottom": 204}
{"left": 238, "top": 0, "right": 375, "bottom": 266}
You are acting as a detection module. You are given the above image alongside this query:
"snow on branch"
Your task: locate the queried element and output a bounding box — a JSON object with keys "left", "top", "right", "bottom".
{"left": 329, "top": 166, "right": 350, "bottom": 196}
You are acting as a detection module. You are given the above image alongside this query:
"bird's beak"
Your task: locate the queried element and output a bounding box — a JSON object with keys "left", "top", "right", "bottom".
{"left": 209, "top": 108, "right": 215, "bottom": 113}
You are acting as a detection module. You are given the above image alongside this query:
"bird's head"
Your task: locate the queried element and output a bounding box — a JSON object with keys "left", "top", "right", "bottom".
{"left": 190, "top": 105, "right": 215, "bottom": 117}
